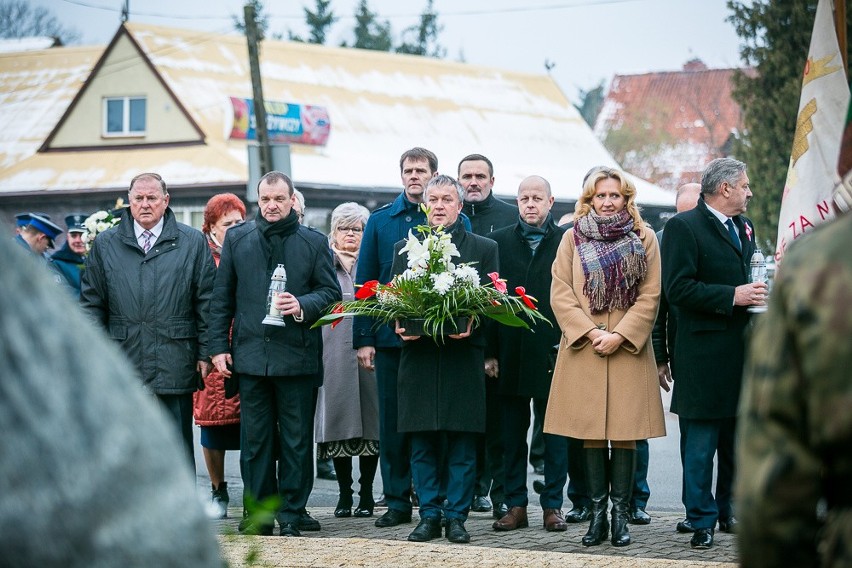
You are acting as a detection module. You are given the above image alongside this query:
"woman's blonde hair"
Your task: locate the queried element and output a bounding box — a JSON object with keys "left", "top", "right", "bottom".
{"left": 574, "top": 166, "right": 644, "bottom": 228}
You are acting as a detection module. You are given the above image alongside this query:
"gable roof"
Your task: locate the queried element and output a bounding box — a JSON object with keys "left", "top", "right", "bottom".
{"left": 0, "top": 23, "right": 673, "bottom": 206}
{"left": 40, "top": 25, "right": 206, "bottom": 152}
{"left": 594, "top": 60, "right": 749, "bottom": 188}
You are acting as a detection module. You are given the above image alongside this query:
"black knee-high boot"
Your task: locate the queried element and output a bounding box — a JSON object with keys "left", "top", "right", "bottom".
{"left": 581, "top": 447, "right": 609, "bottom": 546}
{"left": 609, "top": 447, "right": 636, "bottom": 546}
{"left": 355, "top": 455, "right": 379, "bottom": 516}
{"left": 333, "top": 457, "right": 354, "bottom": 517}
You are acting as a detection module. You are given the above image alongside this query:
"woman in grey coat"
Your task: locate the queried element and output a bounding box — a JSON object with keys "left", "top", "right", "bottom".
{"left": 315, "top": 202, "right": 380, "bottom": 518}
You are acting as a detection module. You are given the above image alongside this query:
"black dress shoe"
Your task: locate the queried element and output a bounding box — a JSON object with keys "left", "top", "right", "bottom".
{"left": 279, "top": 522, "right": 301, "bottom": 537}
{"left": 297, "top": 511, "right": 321, "bottom": 531}
{"left": 334, "top": 496, "right": 353, "bottom": 518}
{"left": 445, "top": 518, "right": 471, "bottom": 543}
{"left": 718, "top": 516, "right": 738, "bottom": 533}
{"left": 492, "top": 502, "right": 508, "bottom": 519}
{"left": 564, "top": 506, "right": 592, "bottom": 523}
{"left": 237, "top": 517, "right": 273, "bottom": 536}
{"left": 353, "top": 504, "right": 374, "bottom": 517}
{"left": 690, "top": 527, "right": 714, "bottom": 549}
{"left": 629, "top": 506, "right": 651, "bottom": 525}
{"left": 470, "top": 495, "right": 491, "bottom": 512}
{"left": 334, "top": 506, "right": 352, "bottom": 518}
{"left": 532, "top": 480, "right": 545, "bottom": 494}
{"left": 375, "top": 509, "right": 412, "bottom": 528}
{"left": 676, "top": 518, "right": 695, "bottom": 533}
{"left": 407, "top": 517, "right": 442, "bottom": 542}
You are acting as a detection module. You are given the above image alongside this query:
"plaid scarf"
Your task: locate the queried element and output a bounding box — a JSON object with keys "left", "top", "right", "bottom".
{"left": 573, "top": 209, "right": 646, "bottom": 314}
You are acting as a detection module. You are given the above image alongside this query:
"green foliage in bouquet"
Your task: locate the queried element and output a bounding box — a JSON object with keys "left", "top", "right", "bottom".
{"left": 313, "top": 222, "right": 551, "bottom": 337}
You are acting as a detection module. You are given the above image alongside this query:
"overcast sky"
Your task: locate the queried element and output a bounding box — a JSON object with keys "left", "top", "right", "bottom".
{"left": 36, "top": 0, "right": 745, "bottom": 102}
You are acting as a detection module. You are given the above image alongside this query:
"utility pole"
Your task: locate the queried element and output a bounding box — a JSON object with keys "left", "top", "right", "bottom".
{"left": 835, "top": 0, "right": 848, "bottom": 78}
{"left": 121, "top": 0, "right": 129, "bottom": 22}
{"left": 244, "top": 3, "right": 273, "bottom": 175}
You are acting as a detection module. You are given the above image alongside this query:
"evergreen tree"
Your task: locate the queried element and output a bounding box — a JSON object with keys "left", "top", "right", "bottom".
{"left": 574, "top": 80, "right": 606, "bottom": 128}
{"left": 727, "top": 1, "right": 851, "bottom": 249}
{"left": 298, "top": 0, "right": 337, "bottom": 45}
{"left": 396, "top": 0, "right": 445, "bottom": 58}
{"left": 343, "top": 0, "right": 393, "bottom": 51}
{"left": 233, "top": 0, "right": 270, "bottom": 40}
{"left": 0, "top": 0, "right": 80, "bottom": 44}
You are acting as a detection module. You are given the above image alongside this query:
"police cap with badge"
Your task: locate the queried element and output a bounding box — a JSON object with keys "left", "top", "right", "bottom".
{"left": 64, "top": 213, "right": 87, "bottom": 234}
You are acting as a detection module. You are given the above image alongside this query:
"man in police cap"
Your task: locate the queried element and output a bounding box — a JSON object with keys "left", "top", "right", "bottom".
{"left": 51, "top": 214, "right": 88, "bottom": 295}
{"left": 14, "top": 212, "right": 63, "bottom": 259}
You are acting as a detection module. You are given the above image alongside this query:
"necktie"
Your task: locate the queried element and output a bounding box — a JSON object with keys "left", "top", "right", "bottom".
{"left": 142, "top": 230, "right": 153, "bottom": 254}
{"left": 725, "top": 219, "right": 741, "bottom": 250}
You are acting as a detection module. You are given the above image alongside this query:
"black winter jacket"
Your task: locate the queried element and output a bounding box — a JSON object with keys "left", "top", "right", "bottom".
{"left": 208, "top": 217, "right": 341, "bottom": 378}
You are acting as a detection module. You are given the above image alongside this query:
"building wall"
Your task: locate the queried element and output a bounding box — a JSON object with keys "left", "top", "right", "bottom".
{"left": 49, "top": 35, "right": 201, "bottom": 148}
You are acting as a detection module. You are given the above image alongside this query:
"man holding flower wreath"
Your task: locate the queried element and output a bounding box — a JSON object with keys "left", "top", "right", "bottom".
{"left": 392, "top": 174, "right": 499, "bottom": 544}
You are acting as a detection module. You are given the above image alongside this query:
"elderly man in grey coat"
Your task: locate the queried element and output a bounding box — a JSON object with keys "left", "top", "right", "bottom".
{"left": 81, "top": 172, "right": 216, "bottom": 469}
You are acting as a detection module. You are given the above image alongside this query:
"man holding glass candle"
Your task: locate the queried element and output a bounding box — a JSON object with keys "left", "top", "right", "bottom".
{"left": 209, "top": 171, "right": 340, "bottom": 537}
{"left": 661, "top": 158, "right": 766, "bottom": 550}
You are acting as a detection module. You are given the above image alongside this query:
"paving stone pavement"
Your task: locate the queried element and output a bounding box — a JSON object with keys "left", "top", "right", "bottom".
{"left": 215, "top": 505, "right": 737, "bottom": 567}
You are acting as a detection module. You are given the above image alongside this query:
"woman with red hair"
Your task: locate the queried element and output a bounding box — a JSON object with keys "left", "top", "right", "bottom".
{"left": 194, "top": 192, "right": 246, "bottom": 518}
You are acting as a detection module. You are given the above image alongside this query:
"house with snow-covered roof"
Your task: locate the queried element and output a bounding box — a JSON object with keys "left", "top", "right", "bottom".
{"left": 0, "top": 22, "right": 675, "bottom": 233}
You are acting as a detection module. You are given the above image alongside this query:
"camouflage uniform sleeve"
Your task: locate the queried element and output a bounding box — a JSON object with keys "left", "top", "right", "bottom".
{"left": 737, "top": 229, "right": 852, "bottom": 567}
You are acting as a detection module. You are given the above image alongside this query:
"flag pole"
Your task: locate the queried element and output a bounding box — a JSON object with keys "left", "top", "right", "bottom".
{"left": 836, "top": 0, "right": 848, "bottom": 78}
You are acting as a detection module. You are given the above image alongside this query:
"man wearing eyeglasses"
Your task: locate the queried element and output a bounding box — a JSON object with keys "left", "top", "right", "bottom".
{"left": 81, "top": 172, "right": 217, "bottom": 472}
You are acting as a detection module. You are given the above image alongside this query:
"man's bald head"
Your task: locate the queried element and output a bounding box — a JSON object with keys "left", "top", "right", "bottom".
{"left": 676, "top": 183, "right": 701, "bottom": 213}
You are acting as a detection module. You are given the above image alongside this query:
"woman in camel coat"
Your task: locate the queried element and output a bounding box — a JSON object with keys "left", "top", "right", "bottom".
{"left": 545, "top": 166, "right": 664, "bottom": 548}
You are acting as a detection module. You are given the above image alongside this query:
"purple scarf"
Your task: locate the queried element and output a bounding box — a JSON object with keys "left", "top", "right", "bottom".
{"left": 573, "top": 209, "right": 646, "bottom": 314}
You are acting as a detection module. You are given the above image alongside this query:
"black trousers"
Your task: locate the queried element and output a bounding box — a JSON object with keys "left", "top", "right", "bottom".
{"left": 474, "top": 377, "right": 505, "bottom": 503}
{"left": 154, "top": 392, "right": 195, "bottom": 472}
{"left": 239, "top": 373, "right": 315, "bottom": 525}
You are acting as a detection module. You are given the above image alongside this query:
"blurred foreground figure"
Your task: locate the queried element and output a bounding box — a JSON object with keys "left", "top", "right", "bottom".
{"left": 737, "top": 210, "right": 852, "bottom": 567}
{"left": 0, "top": 237, "right": 220, "bottom": 567}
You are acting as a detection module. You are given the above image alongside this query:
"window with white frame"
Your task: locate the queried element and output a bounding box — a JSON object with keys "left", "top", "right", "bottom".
{"left": 103, "top": 96, "right": 146, "bottom": 136}
{"left": 170, "top": 205, "right": 205, "bottom": 230}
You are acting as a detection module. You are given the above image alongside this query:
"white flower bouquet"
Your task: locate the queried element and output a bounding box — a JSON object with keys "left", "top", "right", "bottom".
{"left": 82, "top": 209, "right": 121, "bottom": 251}
{"left": 314, "top": 222, "right": 550, "bottom": 337}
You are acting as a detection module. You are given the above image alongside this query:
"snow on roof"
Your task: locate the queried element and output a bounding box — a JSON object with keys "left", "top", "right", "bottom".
{"left": 0, "top": 23, "right": 674, "bottom": 206}
{"left": 0, "top": 45, "right": 101, "bottom": 172}
{"left": 0, "top": 37, "right": 58, "bottom": 53}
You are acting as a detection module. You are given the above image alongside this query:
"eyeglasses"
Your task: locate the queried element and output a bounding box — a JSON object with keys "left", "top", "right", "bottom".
{"left": 336, "top": 226, "right": 363, "bottom": 234}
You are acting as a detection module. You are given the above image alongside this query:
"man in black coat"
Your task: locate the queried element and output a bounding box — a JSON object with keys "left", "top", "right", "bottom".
{"left": 209, "top": 171, "right": 341, "bottom": 537}
{"left": 394, "top": 175, "right": 499, "bottom": 545}
{"left": 661, "top": 158, "right": 768, "bottom": 550}
{"left": 81, "top": 173, "right": 216, "bottom": 470}
{"left": 487, "top": 175, "right": 591, "bottom": 533}
{"left": 458, "top": 153, "right": 517, "bottom": 517}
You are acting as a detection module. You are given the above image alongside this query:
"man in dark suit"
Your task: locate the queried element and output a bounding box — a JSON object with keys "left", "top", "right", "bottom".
{"left": 394, "top": 175, "right": 499, "bottom": 544}
{"left": 458, "top": 153, "right": 517, "bottom": 518}
{"left": 487, "top": 175, "right": 589, "bottom": 533}
{"left": 209, "top": 171, "right": 341, "bottom": 537}
{"left": 661, "top": 158, "right": 768, "bottom": 550}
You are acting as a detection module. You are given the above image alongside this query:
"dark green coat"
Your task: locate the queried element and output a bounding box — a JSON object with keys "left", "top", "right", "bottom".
{"left": 394, "top": 224, "right": 498, "bottom": 433}
{"left": 81, "top": 208, "right": 216, "bottom": 395}
{"left": 661, "top": 197, "right": 756, "bottom": 419}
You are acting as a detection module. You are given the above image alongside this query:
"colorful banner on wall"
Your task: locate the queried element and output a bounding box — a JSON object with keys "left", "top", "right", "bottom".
{"left": 228, "top": 97, "right": 330, "bottom": 146}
